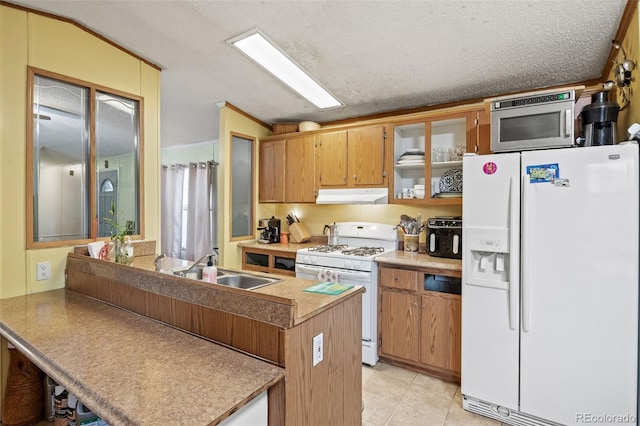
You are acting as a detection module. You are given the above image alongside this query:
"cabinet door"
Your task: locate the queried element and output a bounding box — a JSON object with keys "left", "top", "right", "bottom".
{"left": 419, "top": 292, "right": 461, "bottom": 373}
{"left": 475, "top": 108, "right": 492, "bottom": 155}
{"left": 316, "top": 131, "right": 348, "bottom": 187}
{"left": 380, "top": 288, "right": 419, "bottom": 362}
{"left": 258, "top": 140, "right": 285, "bottom": 202}
{"left": 285, "top": 135, "right": 316, "bottom": 203}
{"left": 427, "top": 113, "right": 470, "bottom": 202}
{"left": 347, "top": 126, "right": 386, "bottom": 186}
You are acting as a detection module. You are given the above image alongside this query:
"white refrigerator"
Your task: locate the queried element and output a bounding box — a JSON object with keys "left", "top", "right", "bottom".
{"left": 461, "top": 144, "right": 639, "bottom": 426}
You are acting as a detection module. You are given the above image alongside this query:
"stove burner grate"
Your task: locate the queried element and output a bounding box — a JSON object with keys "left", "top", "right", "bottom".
{"left": 341, "top": 246, "right": 385, "bottom": 256}
{"left": 308, "top": 244, "right": 349, "bottom": 253}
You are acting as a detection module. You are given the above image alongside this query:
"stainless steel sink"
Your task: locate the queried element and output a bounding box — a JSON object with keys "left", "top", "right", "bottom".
{"left": 215, "top": 274, "right": 279, "bottom": 290}
{"left": 167, "top": 266, "right": 279, "bottom": 290}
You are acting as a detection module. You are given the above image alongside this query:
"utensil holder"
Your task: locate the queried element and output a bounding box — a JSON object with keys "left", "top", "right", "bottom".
{"left": 404, "top": 234, "right": 419, "bottom": 253}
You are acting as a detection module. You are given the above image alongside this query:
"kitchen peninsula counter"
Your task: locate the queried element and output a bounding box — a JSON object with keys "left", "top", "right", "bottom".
{"left": 106, "top": 254, "right": 364, "bottom": 326}
{"left": 0, "top": 289, "right": 284, "bottom": 426}
{"left": 64, "top": 253, "right": 364, "bottom": 425}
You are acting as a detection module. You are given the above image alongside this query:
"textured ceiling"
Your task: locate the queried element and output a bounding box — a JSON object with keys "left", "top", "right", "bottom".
{"left": 9, "top": 0, "right": 629, "bottom": 147}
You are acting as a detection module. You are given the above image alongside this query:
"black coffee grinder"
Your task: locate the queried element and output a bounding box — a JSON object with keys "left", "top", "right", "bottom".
{"left": 578, "top": 91, "right": 620, "bottom": 146}
{"left": 258, "top": 216, "right": 280, "bottom": 244}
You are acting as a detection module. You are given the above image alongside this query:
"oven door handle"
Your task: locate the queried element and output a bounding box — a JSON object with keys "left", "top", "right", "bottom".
{"left": 337, "top": 269, "right": 371, "bottom": 282}
{"left": 295, "top": 265, "right": 322, "bottom": 276}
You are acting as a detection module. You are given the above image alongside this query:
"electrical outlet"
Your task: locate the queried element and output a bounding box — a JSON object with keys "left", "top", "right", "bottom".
{"left": 313, "top": 333, "right": 323, "bottom": 366}
{"left": 36, "top": 262, "right": 52, "bottom": 281}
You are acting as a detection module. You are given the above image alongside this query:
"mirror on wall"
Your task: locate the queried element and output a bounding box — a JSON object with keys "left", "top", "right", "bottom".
{"left": 95, "top": 92, "right": 140, "bottom": 238}
{"left": 28, "top": 69, "right": 142, "bottom": 247}
{"left": 230, "top": 133, "right": 254, "bottom": 239}
{"left": 32, "top": 75, "right": 91, "bottom": 242}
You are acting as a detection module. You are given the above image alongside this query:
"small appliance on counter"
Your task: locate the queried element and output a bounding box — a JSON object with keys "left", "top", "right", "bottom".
{"left": 576, "top": 90, "right": 620, "bottom": 146}
{"left": 258, "top": 216, "right": 280, "bottom": 244}
{"left": 427, "top": 216, "right": 462, "bottom": 259}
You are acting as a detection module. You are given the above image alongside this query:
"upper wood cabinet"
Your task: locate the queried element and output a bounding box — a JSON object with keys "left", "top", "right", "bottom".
{"left": 474, "top": 108, "right": 492, "bottom": 155}
{"left": 259, "top": 136, "right": 316, "bottom": 204}
{"left": 285, "top": 135, "right": 316, "bottom": 203}
{"left": 316, "top": 125, "right": 386, "bottom": 188}
{"left": 390, "top": 111, "right": 475, "bottom": 205}
{"left": 347, "top": 126, "right": 386, "bottom": 186}
{"left": 258, "top": 104, "right": 488, "bottom": 205}
{"left": 258, "top": 139, "right": 285, "bottom": 203}
{"left": 315, "top": 131, "right": 348, "bottom": 187}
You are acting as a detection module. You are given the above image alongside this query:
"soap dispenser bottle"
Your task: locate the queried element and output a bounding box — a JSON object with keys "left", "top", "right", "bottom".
{"left": 202, "top": 255, "right": 217, "bottom": 283}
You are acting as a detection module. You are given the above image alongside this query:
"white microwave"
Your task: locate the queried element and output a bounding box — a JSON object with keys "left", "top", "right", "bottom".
{"left": 489, "top": 88, "right": 580, "bottom": 152}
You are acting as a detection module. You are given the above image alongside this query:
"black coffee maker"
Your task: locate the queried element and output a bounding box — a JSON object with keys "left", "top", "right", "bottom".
{"left": 258, "top": 216, "right": 280, "bottom": 244}
{"left": 578, "top": 91, "right": 620, "bottom": 146}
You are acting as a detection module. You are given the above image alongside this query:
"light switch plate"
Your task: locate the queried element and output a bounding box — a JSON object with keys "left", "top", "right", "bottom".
{"left": 37, "top": 262, "right": 52, "bottom": 281}
{"left": 313, "top": 333, "right": 323, "bottom": 366}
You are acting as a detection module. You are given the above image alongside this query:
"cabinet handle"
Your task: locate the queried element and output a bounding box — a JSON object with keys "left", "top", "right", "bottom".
{"left": 353, "top": 174, "right": 357, "bottom": 180}
{"left": 394, "top": 276, "right": 399, "bottom": 281}
{"left": 413, "top": 301, "right": 419, "bottom": 307}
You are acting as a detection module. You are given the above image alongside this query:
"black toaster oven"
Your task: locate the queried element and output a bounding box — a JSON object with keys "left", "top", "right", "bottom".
{"left": 427, "top": 216, "right": 462, "bottom": 259}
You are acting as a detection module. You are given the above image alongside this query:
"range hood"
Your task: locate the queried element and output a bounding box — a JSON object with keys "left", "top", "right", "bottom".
{"left": 315, "top": 188, "right": 388, "bottom": 204}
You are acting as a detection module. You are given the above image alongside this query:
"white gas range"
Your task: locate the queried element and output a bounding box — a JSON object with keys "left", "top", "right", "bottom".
{"left": 295, "top": 222, "right": 397, "bottom": 366}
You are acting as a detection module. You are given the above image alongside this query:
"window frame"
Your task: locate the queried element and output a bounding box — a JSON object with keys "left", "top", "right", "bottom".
{"left": 229, "top": 132, "right": 255, "bottom": 242}
{"left": 26, "top": 67, "right": 145, "bottom": 249}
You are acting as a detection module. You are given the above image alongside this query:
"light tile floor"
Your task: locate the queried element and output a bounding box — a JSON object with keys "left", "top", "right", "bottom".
{"left": 362, "top": 362, "right": 507, "bottom": 426}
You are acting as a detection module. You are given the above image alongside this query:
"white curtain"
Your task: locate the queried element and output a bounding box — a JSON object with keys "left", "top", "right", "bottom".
{"left": 185, "top": 161, "right": 217, "bottom": 261}
{"left": 161, "top": 165, "right": 185, "bottom": 258}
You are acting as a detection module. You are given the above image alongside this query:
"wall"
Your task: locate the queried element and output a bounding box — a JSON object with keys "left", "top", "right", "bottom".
{"left": 0, "top": 5, "right": 161, "bottom": 299}
{"left": 161, "top": 139, "right": 218, "bottom": 165}
{"left": 218, "top": 105, "right": 274, "bottom": 268}
{"left": 274, "top": 203, "right": 460, "bottom": 246}
{"left": 613, "top": 7, "right": 640, "bottom": 138}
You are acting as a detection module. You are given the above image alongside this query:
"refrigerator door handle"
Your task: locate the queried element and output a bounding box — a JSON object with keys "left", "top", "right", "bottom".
{"left": 521, "top": 175, "right": 531, "bottom": 332}
{"left": 508, "top": 177, "right": 519, "bottom": 330}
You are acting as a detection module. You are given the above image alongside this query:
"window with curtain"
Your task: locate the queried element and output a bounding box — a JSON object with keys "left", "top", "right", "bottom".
{"left": 161, "top": 161, "right": 217, "bottom": 261}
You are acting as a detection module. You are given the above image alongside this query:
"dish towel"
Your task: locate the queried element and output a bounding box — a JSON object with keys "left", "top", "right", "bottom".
{"left": 317, "top": 269, "right": 339, "bottom": 282}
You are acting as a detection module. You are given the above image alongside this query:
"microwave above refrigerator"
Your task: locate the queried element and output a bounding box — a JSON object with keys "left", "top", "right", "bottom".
{"left": 488, "top": 86, "right": 584, "bottom": 153}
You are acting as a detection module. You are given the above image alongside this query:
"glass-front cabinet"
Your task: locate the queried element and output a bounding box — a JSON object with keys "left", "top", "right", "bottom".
{"left": 391, "top": 111, "right": 475, "bottom": 204}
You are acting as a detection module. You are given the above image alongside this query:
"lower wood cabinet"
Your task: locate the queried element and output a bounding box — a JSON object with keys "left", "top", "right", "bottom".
{"left": 242, "top": 246, "right": 296, "bottom": 276}
{"left": 378, "top": 265, "right": 461, "bottom": 381}
{"left": 380, "top": 288, "right": 419, "bottom": 362}
{"left": 419, "top": 291, "right": 461, "bottom": 373}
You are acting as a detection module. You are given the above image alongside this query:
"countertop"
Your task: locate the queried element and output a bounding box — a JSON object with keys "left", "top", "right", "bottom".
{"left": 252, "top": 276, "right": 364, "bottom": 324}
{"left": 125, "top": 256, "right": 364, "bottom": 326}
{"left": 375, "top": 251, "right": 462, "bottom": 272}
{"left": 237, "top": 240, "right": 321, "bottom": 254}
{"left": 0, "top": 289, "right": 284, "bottom": 426}
{"left": 235, "top": 241, "right": 462, "bottom": 273}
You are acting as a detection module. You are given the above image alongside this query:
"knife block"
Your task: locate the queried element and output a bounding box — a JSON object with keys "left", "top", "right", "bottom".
{"left": 289, "top": 222, "right": 311, "bottom": 243}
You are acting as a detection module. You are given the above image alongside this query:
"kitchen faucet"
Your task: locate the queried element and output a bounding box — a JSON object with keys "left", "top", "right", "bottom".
{"left": 153, "top": 254, "right": 166, "bottom": 272}
{"left": 178, "top": 252, "right": 218, "bottom": 278}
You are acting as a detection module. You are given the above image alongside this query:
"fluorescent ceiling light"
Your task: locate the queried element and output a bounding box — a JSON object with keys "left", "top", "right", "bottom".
{"left": 230, "top": 30, "right": 342, "bottom": 109}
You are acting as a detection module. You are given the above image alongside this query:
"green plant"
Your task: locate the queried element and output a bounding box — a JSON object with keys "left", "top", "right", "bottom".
{"left": 103, "top": 201, "right": 134, "bottom": 264}
{"left": 103, "top": 201, "right": 132, "bottom": 243}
